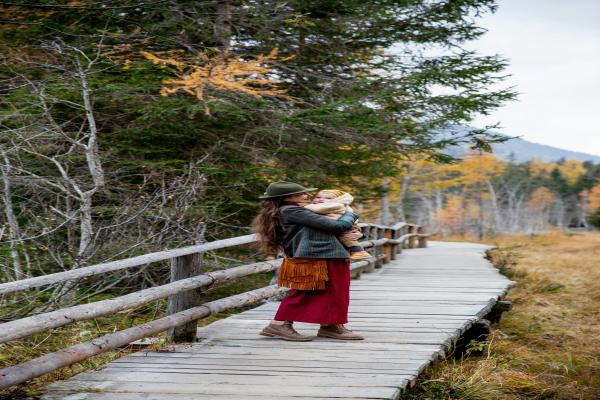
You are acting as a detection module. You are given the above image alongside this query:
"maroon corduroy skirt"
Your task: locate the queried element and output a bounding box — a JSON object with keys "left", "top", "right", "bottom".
{"left": 274, "top": 258, "right": 350, "bottom": 325}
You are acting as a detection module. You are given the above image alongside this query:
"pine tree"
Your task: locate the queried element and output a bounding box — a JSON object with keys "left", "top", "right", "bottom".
{"left": 1, "top": 0, "right": 516, "bottom": 242}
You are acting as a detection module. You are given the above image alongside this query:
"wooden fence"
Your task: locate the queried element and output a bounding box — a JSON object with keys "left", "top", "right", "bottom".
{"left": 0, "top": 221, "right": 427, "bottom": 389}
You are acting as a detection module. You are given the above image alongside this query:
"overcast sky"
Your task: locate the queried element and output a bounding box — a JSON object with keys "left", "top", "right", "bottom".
{"left": 468, "top": 0, "right": 600, "bottom": 156}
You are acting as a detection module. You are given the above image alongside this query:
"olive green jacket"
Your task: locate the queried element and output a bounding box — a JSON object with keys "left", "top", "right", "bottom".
{"left": 279, "top": 205, "right": 358, "bottom": 259}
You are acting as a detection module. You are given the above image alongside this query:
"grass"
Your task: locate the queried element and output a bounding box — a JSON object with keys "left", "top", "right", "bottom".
{"left": 401, "top": 231, "right": 600, "bottom": 399}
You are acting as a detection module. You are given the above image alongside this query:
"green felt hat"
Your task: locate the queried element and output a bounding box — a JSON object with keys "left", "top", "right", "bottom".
{"left": 259, "top": 181, "right": 318, "bottom": 199}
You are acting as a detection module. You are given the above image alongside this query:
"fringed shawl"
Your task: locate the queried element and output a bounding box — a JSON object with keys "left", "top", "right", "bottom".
{"left": 278, "top": 257, "right": 328, "bottom": 290}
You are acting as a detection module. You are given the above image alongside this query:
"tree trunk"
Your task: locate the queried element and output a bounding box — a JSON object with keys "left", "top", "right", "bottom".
{"left": 486, "top": 179, "right": 500, "bottom": 232}
{"left": 477, "top": 181, "right": 484, "bottom": 240}
{"left": 78, "top": 194, "right": 93, "bottom": 259}
{"left": 77, "top": 57, "right": 105, "bottom": 190}
{"left": 214, "top": 0, "right": 232, "bottom": 54}
{"left": 0, "top": 150, "right": 25, "bottom": 280}
{"left": 380, "top": 178, "right": 391, "bottom": 225}
{"left": 396, "top": 174, "right": 410, "bottom": 221}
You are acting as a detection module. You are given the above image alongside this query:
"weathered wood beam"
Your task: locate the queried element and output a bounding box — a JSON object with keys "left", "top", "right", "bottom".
{"left": 359, "top": 234, "right": 428, "bottom": 249}
{"left": 408, "top": 226, "right": 417, "bottom": 248}
{"left": 349, "top": 259, "right": 371, "bottom": 272}
{"left": 0, "top": 259, "right": 281, "bottom": 343}
{"left": 383, "top": 228, "right": 393, "bottom": 263}
{"left": 0, "top": 285, "right": 283, "bottom": 389}
{"left": 0, "top": 234, "right": 259, "bottom": 295}
{"left": 391, "top": 222, "right": 408, "bottom": 230}
{"left": 374, "top": 227, "right": 385, "bottom": 268}
{"left": 358, "top": 238, "right": 389, "bottom": 248}
{"left": 167, "top": 253, "right": 204, "bottom": 343}
{"left": 417, "top": 226, "right": 427, "bottom": 248}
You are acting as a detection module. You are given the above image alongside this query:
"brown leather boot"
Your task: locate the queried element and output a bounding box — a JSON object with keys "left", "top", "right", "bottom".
{"left": 317, "top": 324, "right": 364, "bottom": 340}
{"left": 260, "top": 321, "right": 313, "bottom": 341}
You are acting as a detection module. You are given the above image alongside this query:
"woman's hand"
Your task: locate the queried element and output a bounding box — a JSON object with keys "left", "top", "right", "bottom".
{"left": 345, "top": 205, "right": 354, "bottom": 212}
{"left": 340, "top": 231, "right": 362, "bottom": 241}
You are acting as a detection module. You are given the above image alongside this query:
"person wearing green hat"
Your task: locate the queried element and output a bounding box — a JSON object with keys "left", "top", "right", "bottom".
{"left": 251, "top": 181, "right": 364, "bottom": 341}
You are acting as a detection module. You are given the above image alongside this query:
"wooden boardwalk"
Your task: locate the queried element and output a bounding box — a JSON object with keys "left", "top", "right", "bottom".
{"left": 42, "top": 241, "right": 514, "bottom": 400}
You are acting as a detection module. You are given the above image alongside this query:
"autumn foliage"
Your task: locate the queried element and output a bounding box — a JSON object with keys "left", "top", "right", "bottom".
{"left": 142, "top": 49, "right": 294, "bottom": 104}
{"left": 372, "top": 155, "right": 600, "bottom": 236}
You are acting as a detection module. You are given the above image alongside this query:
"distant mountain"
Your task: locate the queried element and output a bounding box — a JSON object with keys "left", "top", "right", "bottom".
{"left": 440, "top": 126, "right": 600, "bottom": 163}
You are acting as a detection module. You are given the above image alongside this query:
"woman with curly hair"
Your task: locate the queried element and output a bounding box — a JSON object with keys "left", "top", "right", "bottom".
{"left": 251, "top": 181, "right": 364, "bottom": 341}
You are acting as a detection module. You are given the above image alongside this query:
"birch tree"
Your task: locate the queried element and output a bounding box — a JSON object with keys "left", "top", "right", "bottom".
{"left": 3, "top": 40, "right": 105, "bottom": 267}
{"left": 0, "top": 146, "right": 30, "bottom": 280}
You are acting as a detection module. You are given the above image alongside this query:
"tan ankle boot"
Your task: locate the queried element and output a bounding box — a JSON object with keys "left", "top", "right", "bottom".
{"left": 317, "top": 324, "right": 364, "bottom": 340}
{"left": 260, "top": 321, "right": 313, "bottom": 341}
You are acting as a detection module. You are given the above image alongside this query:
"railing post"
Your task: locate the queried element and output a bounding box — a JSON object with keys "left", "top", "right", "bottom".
{"left": 391, "top": 225, "right": 401, "bottom": 258}
{"left": 402, "top": 224, "right": 409, "bottom": 249}
{"left": 383, "top": 227, "right": 393, "bottom": 263}
{"left": 408, "top": 225, "right": 417, "bottom": 248}
{"left": 363, "top": 224, "right": 376, "bottom": 272}
{"left": 375, "top": 226, "right": 385, "bottom": 268}
{"left": 417, "top": 226, "right": 427, "bottom": 248}
{"left": 167, "top": 253, "right": 203, "bottom": 342}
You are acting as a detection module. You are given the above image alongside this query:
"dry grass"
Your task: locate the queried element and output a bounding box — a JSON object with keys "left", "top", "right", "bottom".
{"left": 402, "top": 231, "right": 600, "bottom": 399}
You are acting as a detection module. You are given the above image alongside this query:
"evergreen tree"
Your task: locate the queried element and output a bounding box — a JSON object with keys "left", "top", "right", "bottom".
{"left": 1, "top": 0, "right": 515, "bottom": 251}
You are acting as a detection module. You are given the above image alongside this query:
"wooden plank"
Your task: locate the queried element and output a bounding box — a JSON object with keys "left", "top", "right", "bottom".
{"left": 229, "top": 312, "right": 480, "bottom": 320}
{"left": 350, "top": 280, "right": 511, "bottom": 285}
{"left": 211, "top": 318, "right": 468, "bottom": 327}
{"left": 194, "top": 339, "right": 445, "bottom": 353}
{"left": 244, "top": 305, "right": 491, "bottom": 315}
{"left": 109, "top": 356, "right": 424, "bottom": 371}
{"left": 67, "top": 371, "right": 411, "bottom": 387}
{"left": 348, "top": 287, "right": 510, "bottom": 292}
{"left": 347, "top": 300, "right": 494, "bottom": 305}
{"left": 102, "top": 366, "right": 416, "bottom": 379}
{"left": 44, "top": 380, "right": 402, "bottom": 398}
{"left": 99, "top": 366, "right": 422, "bottom": 379}
{"left": 42, "top": 393, "right": 349, "bottom": 400}
{"left": 198, "top": 323, "right": 460, "bottom": 334}
{"left": 197, "top": 324, "right": 462, "bottom": 334}
{"left": 126, "top": 350, "right": 436, "bottom": 362}
{"left": 195, "top": 331, "right": 454, "bottom": 345}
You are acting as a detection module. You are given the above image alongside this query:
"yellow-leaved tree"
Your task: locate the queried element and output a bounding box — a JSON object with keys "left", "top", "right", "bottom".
{"left": 589, "top": 182, "right": 600, "bottom": 211}
{"left": 529, "top": 158, "right": 557, "bottom": 177}
{"left": 433, "top": 194, "right": 465, "bottom": 236}
{"left": 142, "top": 49, "right": 295, "bottom": 114}
{"left": 396, "top": 151, "right": 506, "bottom": 237}
{"left": 581, "top": 181, "right": 600, "bottom": 214}
{"left": 557, "top": 159, "right": 586, "bottom": 186}
{"left": 528, "top": 186, "right": 555, "bottom": 210}
{"left": 454, "top": 151, "right": 506, "bottom": 238}
{"left": 526, "top": 186, "right": 556, "bottom": 232}
{"left": 454, "top": 151, "right": 507, "bottom": 187}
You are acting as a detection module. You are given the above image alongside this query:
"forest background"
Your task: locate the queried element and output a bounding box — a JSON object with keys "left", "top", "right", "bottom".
{"left": 1, "top": 0, "right": 599, "bottom": 314}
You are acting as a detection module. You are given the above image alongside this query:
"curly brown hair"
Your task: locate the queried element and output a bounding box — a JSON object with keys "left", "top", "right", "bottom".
{"left": 251, "top": 197, "right": 287, "bottom": 254}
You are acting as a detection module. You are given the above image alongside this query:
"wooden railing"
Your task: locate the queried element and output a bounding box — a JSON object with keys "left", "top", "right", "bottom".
{"left": 0, "top": 221, "right": 427, "bottom": 389}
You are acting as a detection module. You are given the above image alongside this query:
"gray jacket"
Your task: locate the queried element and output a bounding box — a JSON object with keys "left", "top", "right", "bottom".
{"left": 279, "top": 205, "right": 358, "bottom": 259}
